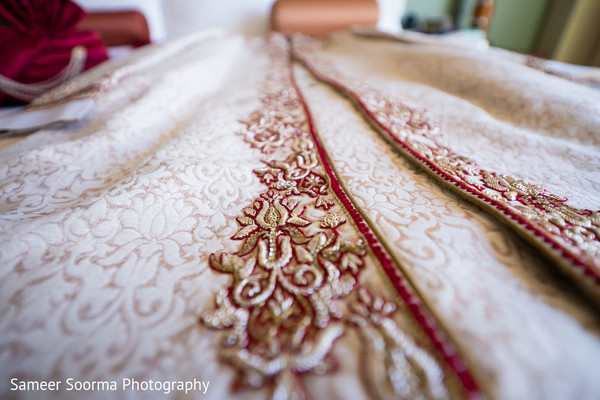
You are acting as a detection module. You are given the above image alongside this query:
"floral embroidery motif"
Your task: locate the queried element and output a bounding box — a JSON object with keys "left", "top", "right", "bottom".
{"left": 254, "top": 138, "right": 333, "bottom": 209}
{"left": 360, "top": 87, "right": 600, "bottom": 271}
{"left": 293, "top": 37, "right": 600, "bottom": 297}
{"left": 203, "top": 189, "right": 366, "bottom": 395}
{"left": 240, "top": 86, "right": 308, "bottom": 154}
{"left": 202, "top": 39, "right": 451, "bottom": 400}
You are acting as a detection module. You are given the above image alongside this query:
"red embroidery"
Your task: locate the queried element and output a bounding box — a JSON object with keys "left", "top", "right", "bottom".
{"left": 293, "top": 36, "right": 600, "bottom": 304}
{"left": 201, "top": 37, "right": 479, "bottom": 399}
{"left": 289, "top": 54, "right": 481, "bottom": 397}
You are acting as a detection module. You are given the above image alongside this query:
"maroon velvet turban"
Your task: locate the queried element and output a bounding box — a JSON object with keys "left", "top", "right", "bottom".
{"left": 0, "top": 0, "right": 108, "bottom": 105}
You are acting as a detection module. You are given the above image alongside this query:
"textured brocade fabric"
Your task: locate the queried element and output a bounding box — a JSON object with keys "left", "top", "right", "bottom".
{"left": 292, "top": 34, "right": 600, "bottom": 303}
{"left": 0, "top": 34, "right": 470, "bottom": 400}
{"left": 290, "top": 33, "right": 600, "bottom": 399}
{"left": 1, "top": 31, "right": 600, "bottom": 400}
{"left": 293, "top": 64, "right": 600, "bottom": 400}
{"left": 0, "top": 34, "right": 273, "bottom": 399}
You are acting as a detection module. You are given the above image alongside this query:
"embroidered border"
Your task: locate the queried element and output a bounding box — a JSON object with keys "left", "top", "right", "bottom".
{"left": 289, "top": 58, "right": 481, "bottom": 397}
{"left": 200, "top": 37, "right": 481, "bottom": 399}
{"left": 292, "top": 36, "right": 600, "bottom": 305}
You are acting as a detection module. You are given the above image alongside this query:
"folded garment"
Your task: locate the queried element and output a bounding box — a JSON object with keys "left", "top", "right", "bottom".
{"left": 0, "top": 30, "right": 599, "bottom": 400}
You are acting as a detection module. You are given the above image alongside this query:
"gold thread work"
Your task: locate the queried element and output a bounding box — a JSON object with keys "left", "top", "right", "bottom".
{"left": 201, "top": 38, "right": 450, "bottom": 400}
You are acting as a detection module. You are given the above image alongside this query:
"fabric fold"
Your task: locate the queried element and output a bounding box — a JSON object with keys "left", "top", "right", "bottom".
{"left": 292, "top": 33, "right": 600, "bottom": 306}
{"left": 2, "top": 30, "right": 600, "bottom": 400}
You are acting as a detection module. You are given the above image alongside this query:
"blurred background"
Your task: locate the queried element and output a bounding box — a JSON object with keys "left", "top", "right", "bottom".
{"left": 402, "top": 0, "right": 600, "bottom": 66}
{"left": 65, "top": 0, "right": 600, "bottom": 68}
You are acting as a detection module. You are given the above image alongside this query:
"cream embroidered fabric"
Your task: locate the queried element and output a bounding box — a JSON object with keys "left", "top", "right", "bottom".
{"left": 1, "top": 30, "right": 600, "bottom": 400}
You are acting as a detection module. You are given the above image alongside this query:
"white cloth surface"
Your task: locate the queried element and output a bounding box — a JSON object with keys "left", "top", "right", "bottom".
{"left": 1, "top": 30, "right": 600, "bottom": 400}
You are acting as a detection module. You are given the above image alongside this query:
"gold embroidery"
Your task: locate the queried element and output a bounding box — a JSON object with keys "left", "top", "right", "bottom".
{"left": 201, "top": 39, "right": 452, "bottom": 399}
{"left": 371, "top": 87, "right": 600, "bottom": 271}
{"left": 320, "top": 213, "right": 346, "bottom": 228}
{"left": 254, "top": 138, "right": 331, "bottom": 209}
{"left": 350, "top": 288, "right": 449, "bottom": 400}
{"left": 293, "top": 36, "right": 600, "bottom": 290}
{"left": 240, "top": 86, "right": 308, "bottom": 154}
{"left": 202, "top": 189, "right": 366, "bottom": 396}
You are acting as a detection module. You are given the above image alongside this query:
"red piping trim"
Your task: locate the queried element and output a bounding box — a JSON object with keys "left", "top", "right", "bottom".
{"left": 287, "top": 56, "right": 482, "bottom": 397}
{"left": 295, "top": 52, "right": 600, "bottom": 289}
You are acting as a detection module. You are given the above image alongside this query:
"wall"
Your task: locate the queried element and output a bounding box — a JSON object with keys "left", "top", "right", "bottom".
{"left": 404, "top": 0, "right": 453, "bottom": 18}
{"left": 488, "top": 0, "right": 550, "bottom": 53}
{"left": 76, "top": 0, "right": 279, "bottom": 40}
{"left": 534, "top": 0, "right": 576, "bottom": 59}
{"left": 403, "top": 0, "right": 477, "bottom": 30}
{"left": 163, "top": 0, "right": 407, "bottom": 38}
{"left": 162, "top": 0, "right": 277, "bottom": 38}
{"left": 78, "top": 0, "right": 406, "bottom": 39}
{"left": 553, "top": 0, "right": 600, "bottom": 66}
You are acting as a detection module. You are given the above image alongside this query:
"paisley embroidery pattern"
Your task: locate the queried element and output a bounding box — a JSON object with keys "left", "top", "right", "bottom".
{"left": 201, "top": 39, "right": 456, "bottom": 399}
{"left": 292, "top": 36, "right": 600, "bottom": 302}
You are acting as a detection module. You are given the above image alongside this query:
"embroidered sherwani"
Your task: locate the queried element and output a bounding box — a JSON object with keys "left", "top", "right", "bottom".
{"left": 1, "top": 30, "right": 599, "bottom": 400}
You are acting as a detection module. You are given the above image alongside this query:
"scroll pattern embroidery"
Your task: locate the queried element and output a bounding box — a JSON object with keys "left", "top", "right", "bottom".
{"left": 292, "top": 37, "right": 600, "bottom": 299}
{"left": 201, "top": 40, "right": 450, "bottom": 400}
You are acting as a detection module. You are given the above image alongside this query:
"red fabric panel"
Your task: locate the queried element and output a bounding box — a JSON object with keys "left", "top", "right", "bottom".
{"left": 0, "top": 0, "right": 109, "bottom": 105}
